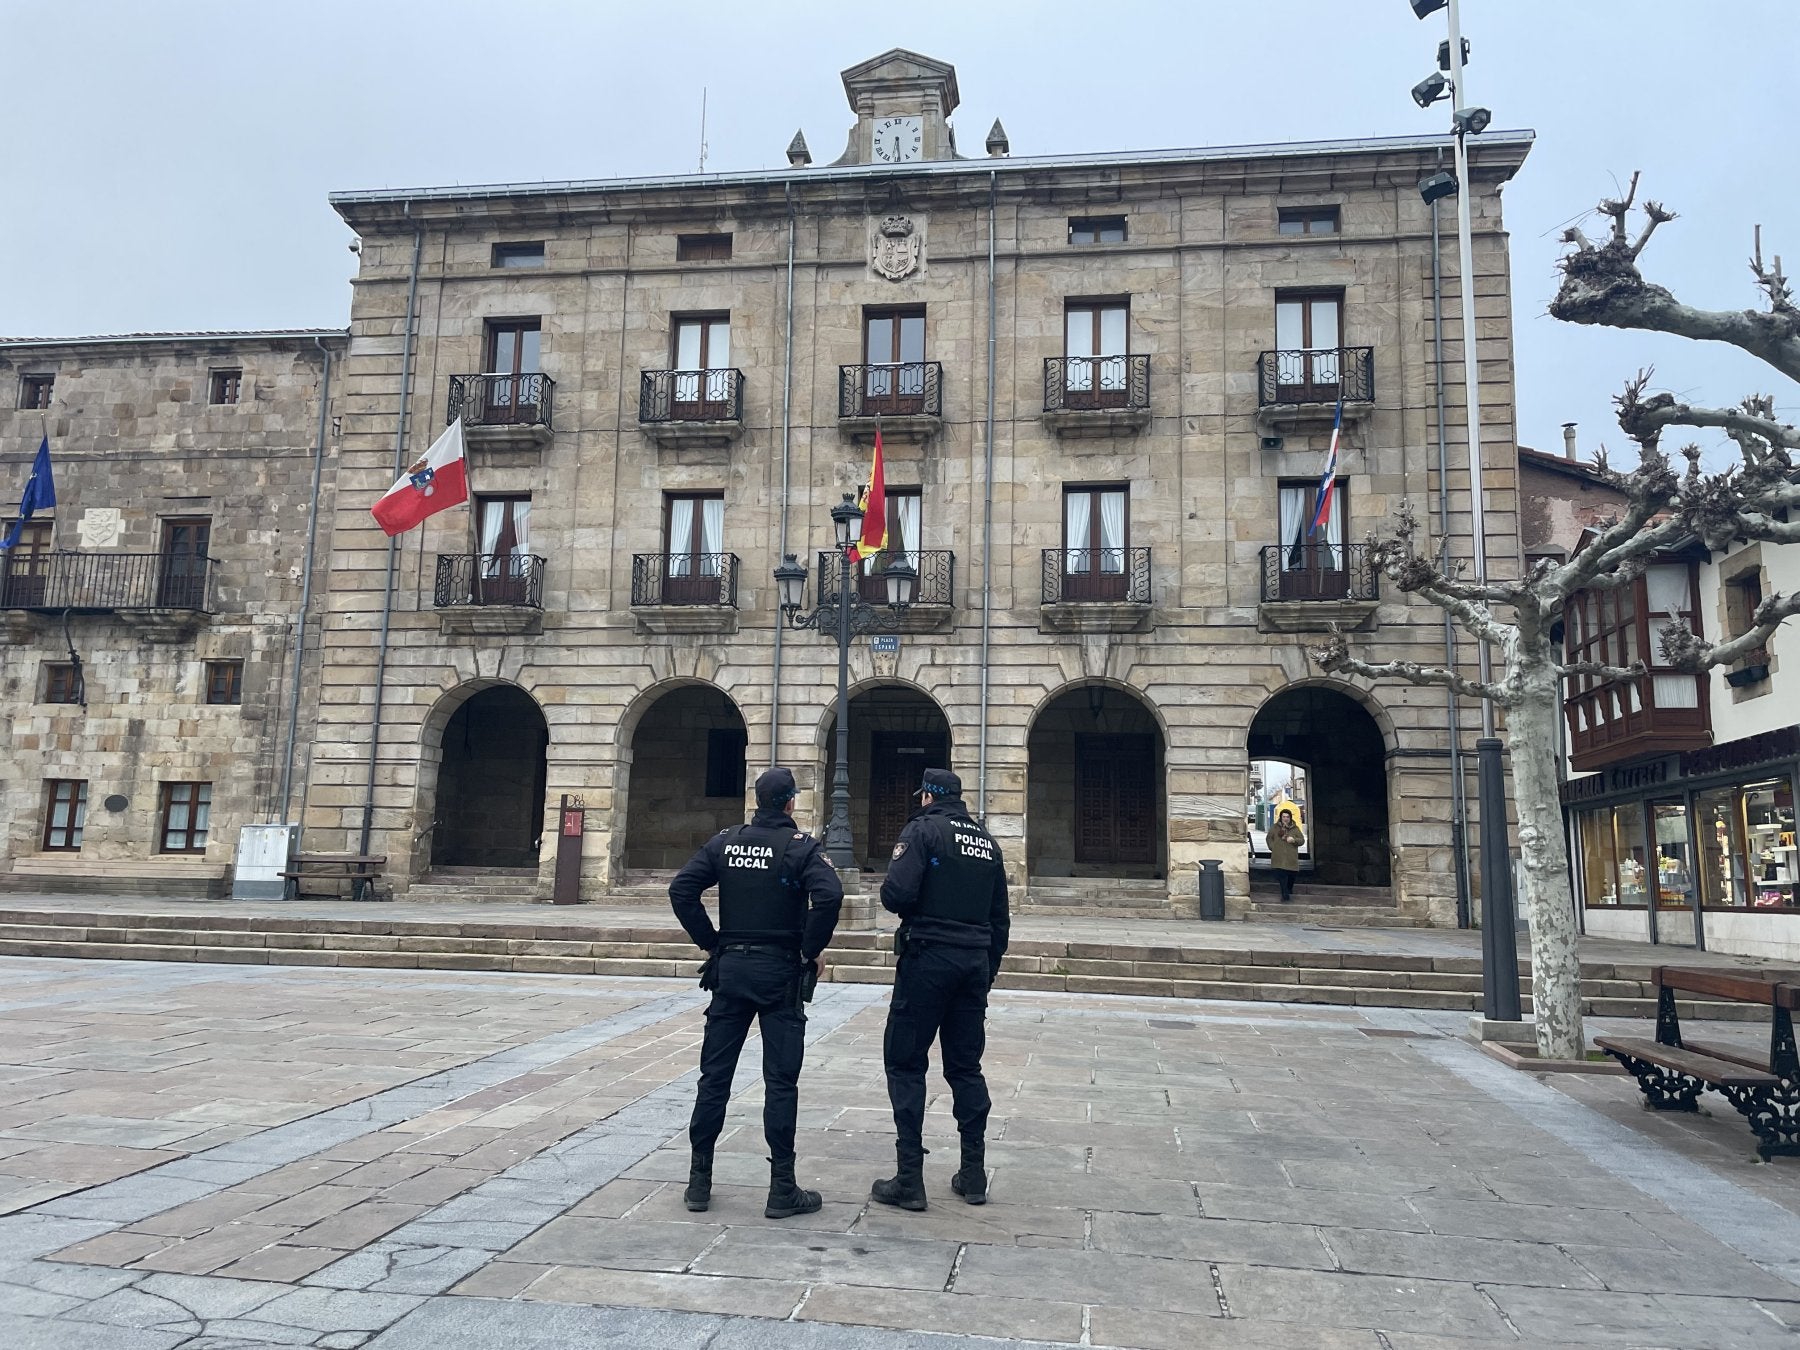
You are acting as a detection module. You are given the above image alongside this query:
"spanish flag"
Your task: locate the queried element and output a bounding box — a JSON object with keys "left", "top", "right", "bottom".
{"left": 847, "top": 425, "right": 887, "bottom": 563}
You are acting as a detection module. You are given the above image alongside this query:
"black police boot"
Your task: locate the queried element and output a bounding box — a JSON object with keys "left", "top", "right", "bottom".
{"left": 950, "top": 1135, "right": 987, "bottom": 1205}
{"left": 684, "top": 1149, "right": 713, "bottom": 1213}
{"left": 764, "top": 1157, "right": 822, "bottom": 1219}
{"left": 870, "top": 1144, "right": 928, "bottom": 1212}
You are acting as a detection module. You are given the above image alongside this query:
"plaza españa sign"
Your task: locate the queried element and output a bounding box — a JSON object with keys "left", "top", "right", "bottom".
{"left": 870, "top": 635, "right": 901, "bottom": 654}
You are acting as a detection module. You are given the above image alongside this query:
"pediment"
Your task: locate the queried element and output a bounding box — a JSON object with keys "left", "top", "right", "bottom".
{"left": 840, "top": 48, "right": 959, "bottom": 112}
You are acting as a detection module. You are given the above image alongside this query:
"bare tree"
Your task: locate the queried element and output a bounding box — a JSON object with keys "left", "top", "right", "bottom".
{"left": 1315, "top": 178, "right": 1800, "bottom": 1061}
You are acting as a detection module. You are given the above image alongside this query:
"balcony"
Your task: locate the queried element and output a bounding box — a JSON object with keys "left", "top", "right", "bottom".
{"left": 1254, "top": 346, "right": 1374, "bottom": 434}
{"left": 1257, "top": 543, "right": 1381, "bottom": 633}
{"left": 1039, "top": 547, "right": 1151, "bottom": 634}
{"left": 630, "top": 552, "right": 741, "bottom": 635}
{"left": 639, "top": 369, "right": 745, "bottom": 452}
{"left": 433, "top": 553, "right": 546, "bottom": 636}
{"left": 1042, "top": 355, "right": 1151, "bottom": 438}
{"left": 838, "top": 363, "right": 943, "bottom": 444}
{"left": 1, "top": 551, "right": 213, "bottom": 642}
{"left": 448, "top": 373, "right": 555, "bottom": 451}
{"left": 1565, "top": 673, "right": 1711, "bottom": 772}
{"left": 815, "top": 548, "right": 955, "bottom": 632}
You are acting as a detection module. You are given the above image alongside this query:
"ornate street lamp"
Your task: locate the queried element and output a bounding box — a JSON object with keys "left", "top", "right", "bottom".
{"left": 774, "top": 492, "right": 917, "bottom": 869}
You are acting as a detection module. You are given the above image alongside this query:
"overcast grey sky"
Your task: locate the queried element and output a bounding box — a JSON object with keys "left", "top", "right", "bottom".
{"left": 3, "top": 0, "right": 1792, "bottom": 463}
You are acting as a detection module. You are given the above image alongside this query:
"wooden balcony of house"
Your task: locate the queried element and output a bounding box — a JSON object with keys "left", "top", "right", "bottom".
{"left": 432, "top": 553, "right": 546, "bottom": 636}
{"left": 1256, "top": 542, "right": 1381, "bottom": 633}
{"left": 1042, "top": 355, "right": 1151, "bottom": 438}
{"left": 1565, "top": 674, "right": 1712, "bottom": 772}
{"left": 838, "top": 362, "right": 943, "bottom": 444}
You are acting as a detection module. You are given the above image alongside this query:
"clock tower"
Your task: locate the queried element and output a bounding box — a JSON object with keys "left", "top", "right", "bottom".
{"left": 830, "top": 49, "right": 961, "bottom": 166}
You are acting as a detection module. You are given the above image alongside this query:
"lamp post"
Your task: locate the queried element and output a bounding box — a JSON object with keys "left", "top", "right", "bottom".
{"left": 775, "top": 493, "right": 918, "bottom": 869}
{"left": 1410, "top": 0, "right": 1522, "bottom": 1021}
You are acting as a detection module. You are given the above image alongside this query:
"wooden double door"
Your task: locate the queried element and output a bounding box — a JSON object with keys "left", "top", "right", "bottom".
{"left": 866, "top": 729, "right": 947, "bottom": 865}
{"left": 1074, "top": 733, "right": 1156, "bottom": 866}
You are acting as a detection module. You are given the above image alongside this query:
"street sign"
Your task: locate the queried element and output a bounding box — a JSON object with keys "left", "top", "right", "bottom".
{"left": 870, "top": 635, "right": 900, "bottom": 654}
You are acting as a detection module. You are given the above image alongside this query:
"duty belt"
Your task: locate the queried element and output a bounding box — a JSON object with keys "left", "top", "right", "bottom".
{"left": 719, "top": 942, "right": 801, "bottom": 957}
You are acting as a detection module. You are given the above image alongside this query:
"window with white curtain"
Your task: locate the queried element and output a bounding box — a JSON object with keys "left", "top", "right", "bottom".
{"left": 1064, "top": 486, "right": 1127, "bottom": 573}
{"left": 673, "top": 316, "right": 731, "bottom": 406}
{"left": 666, "top": 493, "right": 724, "bottom": 577}
{"left": 1277, "top": 480, "right": 1345, "bottom": 570}
{"left": 476, "top": 496, "right": 530, "bottom": 579}
{"left": 1064, "top": 301, "right": 1129, "bottom": 394}
{"left": 1645, "top": 563, "right": 1700, "bottom": 709}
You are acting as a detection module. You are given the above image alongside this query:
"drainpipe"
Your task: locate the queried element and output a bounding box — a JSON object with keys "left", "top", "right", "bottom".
{"left": 977, "top": 171, "right": 998, "bottom": 819}
{"left": 1431, "top": 159, "right": 1473, "bottom": 929}
{"left": 771, "top": 182, "right": 797, "bottom": 769}
{"left": 360, "top": 218, "right": 425, "bottom": 856}
{"left": 278, "top": 335, "right": 334, "bottom": 824}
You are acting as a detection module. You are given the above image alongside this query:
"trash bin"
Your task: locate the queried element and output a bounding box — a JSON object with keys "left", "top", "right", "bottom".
{"left": 1197, "top": 859, "right": 1225, "bottom": 921}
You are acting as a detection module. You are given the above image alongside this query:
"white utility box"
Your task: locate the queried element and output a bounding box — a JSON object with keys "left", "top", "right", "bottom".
{"left": 234, "top": 823, "right": 299, "bottom": 901}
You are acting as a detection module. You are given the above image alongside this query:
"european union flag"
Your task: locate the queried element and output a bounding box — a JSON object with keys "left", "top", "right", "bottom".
{"left": 1, "top": 436, "right": 55, "bottom": 549}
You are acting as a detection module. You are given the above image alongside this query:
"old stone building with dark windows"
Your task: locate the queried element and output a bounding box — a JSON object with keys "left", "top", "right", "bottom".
{"left": 3, "top": 51, "right": 1534, "bottom": 926}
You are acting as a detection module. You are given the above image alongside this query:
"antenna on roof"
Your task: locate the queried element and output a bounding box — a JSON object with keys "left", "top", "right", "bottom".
{"left": 698, "top": 88, "right": 708, "bottom": 173}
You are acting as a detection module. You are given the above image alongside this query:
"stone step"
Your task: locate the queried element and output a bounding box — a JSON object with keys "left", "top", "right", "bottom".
{"left": 1248, "top": 878, "right": 1395, "bottom": 904}
{"left": 1244, "top": 905, "right": 1426, "bottom": 928}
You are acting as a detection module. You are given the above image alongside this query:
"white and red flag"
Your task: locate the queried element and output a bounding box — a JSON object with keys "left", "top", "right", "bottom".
{"left": 371, "top": 419, "right": 469, "bottom": 537}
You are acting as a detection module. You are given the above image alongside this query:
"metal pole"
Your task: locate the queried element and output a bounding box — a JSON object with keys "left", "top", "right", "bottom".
{"left": 1446, "top": 0, "right": 1522, "bottom": 1014}
{"left": 770, "top": 184, "right": 797, "bottom": 770}
{"left": 278, "top": 335, "right": 334, "bottom": 824}
{"left": 825, "top": 547, "right": 855, "bottom": 868}
{"left": 977, "top": 171, "right": 997, "bottom": 819}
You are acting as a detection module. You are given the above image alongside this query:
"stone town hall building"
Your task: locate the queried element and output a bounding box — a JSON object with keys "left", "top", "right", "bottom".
{"left": 0, "top": 51, "right": 1531, "bottom": 924}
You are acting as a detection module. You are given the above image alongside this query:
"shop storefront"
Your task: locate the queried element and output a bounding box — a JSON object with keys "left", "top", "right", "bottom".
{"left": 1562, "top": 726, "right": 1800, "bottom": 959}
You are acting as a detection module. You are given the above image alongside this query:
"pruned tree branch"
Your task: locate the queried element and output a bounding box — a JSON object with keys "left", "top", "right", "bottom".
{"left": 1558, "top": 659, "right": 1645, "bottom": 683}
{"left": 1661, "top": 591, "right": 1800, "bottom": 671}
{"left": 1616, "top": 391, "right": 1800, "bottom": 459}
{"left": 1753, "top": 224, "right": 1797, "bottom": 319}
{"left": 1311, "top": 633, "right": 1507, "bottom": 705}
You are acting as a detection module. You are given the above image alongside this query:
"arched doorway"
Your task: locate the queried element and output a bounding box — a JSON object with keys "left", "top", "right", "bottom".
{"left": 431, "top": 685, "right": 549, "bottom": 869}
{"left": 1027, "top": 683, "right": 1166, "bottom": 880}
{"left": 622, "top": 685, "right": 748, "bottom": 871}
{"left": 1247, "top": 686, "right": 1391, "bottom": 887}
{"left": 821, "top": 684, "right": 950, "bottom": 870}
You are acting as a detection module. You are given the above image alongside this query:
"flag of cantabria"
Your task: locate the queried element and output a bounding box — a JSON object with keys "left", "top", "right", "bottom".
{"left": 371, "top": 419, "right": 469, "bottom": 537}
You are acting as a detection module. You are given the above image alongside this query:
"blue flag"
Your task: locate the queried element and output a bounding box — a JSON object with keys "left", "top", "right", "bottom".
{"left": 1, "top": 436, "right": 55, "bottom": 549}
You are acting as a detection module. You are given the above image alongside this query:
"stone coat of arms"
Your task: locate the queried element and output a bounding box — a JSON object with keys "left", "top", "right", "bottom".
{"left": 870, "top": 214, "right": 923, "bottom": 282}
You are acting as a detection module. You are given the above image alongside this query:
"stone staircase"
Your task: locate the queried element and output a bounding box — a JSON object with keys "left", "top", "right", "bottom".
{"left": 402, "top": 866, "right": 542, "bottom": 905}
{"left": 1022, "top": 876, "right": 1186, "bottom": 919}
{"left": 0, "top": 904, "right": 1767, "bottom": 1021}
{"left": 1245, "top": 875, "right": 1424, "bottom": 928}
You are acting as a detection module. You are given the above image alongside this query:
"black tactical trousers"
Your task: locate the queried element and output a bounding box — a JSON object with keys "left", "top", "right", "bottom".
{"left": 689, "top": 947, "right": 807, "bottom": 1163}
{"left": 883, "top": 942, "right": 992, "bottom": 1157}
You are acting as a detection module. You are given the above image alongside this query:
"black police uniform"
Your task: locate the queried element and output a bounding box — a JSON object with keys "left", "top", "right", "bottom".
{"left": 872, "top": 767, "right": 1009, "bottom": 1209}
{"left": 669, "top": 767, "right": 842, "bottom": 1217}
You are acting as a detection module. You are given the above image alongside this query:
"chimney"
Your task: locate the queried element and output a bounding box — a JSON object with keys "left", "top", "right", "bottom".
{"left": 1561, "top": 422, "right": 1578, "bottom": 460}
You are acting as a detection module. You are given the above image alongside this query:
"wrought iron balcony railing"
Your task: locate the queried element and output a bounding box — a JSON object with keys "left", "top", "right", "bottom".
{"left": 631, "top": 553, "right": 740, "bottom": 607}
{"left": 1256, "top": 346, "right": 1374, "bottom": 406}
{"left": 448, "top": 373, "right": 555, "bottom": 429}
{"left": 1043, "top": 355, "right": 1150, "bottom": 413}
{"left": 0, "top": 551, "right": 213, "bottom": 612}
{"left": 433, "top": 553, "right": 546, "bottom": 608}
{"left": 1041, "top": 547, "right": 1151, "bottom": 605}
{"left": 838, "top": 362, "right": 943, "bottom": 419}
{"left": 1258, "top": 543, "right": 1380, "bottom": 603}
{"left": 639, "top": 369, "right": 744, "bottom": 423}
{"left": 815, "top": 549, "right": 955, "bottom": 607}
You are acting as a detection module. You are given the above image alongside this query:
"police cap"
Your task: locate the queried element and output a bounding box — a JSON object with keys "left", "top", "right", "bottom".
{"left": 755, "top": 766, "right": 799, "bottom": 808}
{"left": 913, "top": 767, "right": 962, "bottom": 799}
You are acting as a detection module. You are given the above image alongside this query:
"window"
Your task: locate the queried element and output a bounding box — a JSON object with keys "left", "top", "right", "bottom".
{"left": 491, "top": 242, "right": 545, "bottom": 268}
{"left": 858, "top": 487, "right": 921, "bottom": 604}
{"left": 677, "top": 233, "right": 733, "bottom": 262}
{"left": 1062, "top": 485, "right": 1129, "bottom": 601}
{"left": 41, "top": 780, "right": 87, "bottom": 852}
{"left": 486, "top": 319, "right": 541, "bottom": 376}
{"left": 42, "top": 661, "right": 80, "bottom": 704}
{"left": 1275, "top": 479, "right": 1349, "bottom": 600}
{"left": 861, "top": 308, "right": 928, "bottom": 414}
{"left": 205, "top": 660, "right": 243, "bottom": 706}
{"left": 1063, "top": 301, "right": 1130, "bottom": 408}
{"left": 1698, "top": 777, "right": 1799, "bottom": 910}
{"left": 662, "top": 491, "right": 725, "bottom": 604}
{"left": 18, "top": 374, "right": 53, "bottom": 409}
{"left": 157, "top": 518, "right": 211, "bottom": 609}
{"left": 1278, "top": 206, "right": 1340, "bottom": 235}
{"left": 705, "top": 728, "right": 749, "bottom": 798}
{"left": 208, "top": 369, "right": 242, "bottom": 405}
{"left": 474, "top": 495, "right": 532, "bottom": 603}
{"left": 1725, "top": 569, "right": 1769, "bottom": 676}
{"left": 2, "top": 521, "right": 53, "bottom": 606}
{"left": 1273, "top": 291, "right": 1344, "bottom": 399}
{"left": 158, "top": 782, "right": 212, "bottom": 854}
{"left": 671, "top": 315, "right": 732, "bottom": 415}
{"left": 1069, "top": 216, "right": 1127, "bottom": 245}
{"left": 1578, "top": 805, "right": 1650, "bottom": 907}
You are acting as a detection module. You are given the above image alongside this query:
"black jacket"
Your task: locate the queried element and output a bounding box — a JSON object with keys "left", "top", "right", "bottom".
{"left": 668, "top": 809, "right": 843, "bottom": 959}
{"left": 880, "top": 799, "right": 1010, "bottom": 977}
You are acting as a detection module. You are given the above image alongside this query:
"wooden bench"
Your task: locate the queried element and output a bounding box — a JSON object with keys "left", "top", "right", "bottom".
{"left": 279, "top": 854, "right": 388, "bottom": 903}
{"left": 1597, "top": 965, "right": 1800, "bottom": 1160}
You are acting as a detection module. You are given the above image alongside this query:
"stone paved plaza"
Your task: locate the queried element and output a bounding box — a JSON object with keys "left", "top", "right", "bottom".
{"left": 0, "top": 957, "right": 1796, "bottom": 1347}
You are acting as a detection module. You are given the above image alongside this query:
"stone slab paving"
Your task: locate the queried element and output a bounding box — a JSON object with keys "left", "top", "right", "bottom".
{"left": 0, "top": 957, "right": 1793, "bottom": 1346}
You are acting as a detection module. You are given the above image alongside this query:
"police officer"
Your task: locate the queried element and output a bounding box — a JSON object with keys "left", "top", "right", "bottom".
{"left": 669, "top": 766, "right": 843, "bottom": 1219}
{"left": 870, "top": 767, "right": 1009, "bottom": 1211}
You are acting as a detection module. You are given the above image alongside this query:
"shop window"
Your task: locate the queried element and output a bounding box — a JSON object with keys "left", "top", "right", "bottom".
{"left": 1697, "top": 777, "right": 1798, "bottom": 910}
{"left": 1578, "top": 804, "right": 1649, "bottom": 908}
{"left": 1649, "top": 798, "right": 1696, "bottom": 911}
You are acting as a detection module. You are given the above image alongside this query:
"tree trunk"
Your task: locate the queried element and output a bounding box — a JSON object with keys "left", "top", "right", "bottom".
{"left": 1506, "top": 678, "right": 1585, "bottom": 1061}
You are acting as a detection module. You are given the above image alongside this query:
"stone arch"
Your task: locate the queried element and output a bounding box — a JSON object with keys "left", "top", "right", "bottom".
{"left": 819, "top": 682, "right": 953, "bottom": 870}
{"left": 419, "top": 680, "right": 549, "bottom": 873}
{"left": 620, "top": 681, "right": 749, "bottom": 874}
{"left": 1026, "top": 680, "right": 1167, "bottom": 880}
{"left": 1246, "top": 682, "right": 1393, "bottom": 887}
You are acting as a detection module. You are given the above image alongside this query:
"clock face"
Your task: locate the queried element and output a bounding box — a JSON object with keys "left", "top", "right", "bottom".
{"left": 872, "top": 116, "right": 924, "bottom": 164}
